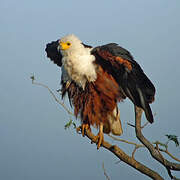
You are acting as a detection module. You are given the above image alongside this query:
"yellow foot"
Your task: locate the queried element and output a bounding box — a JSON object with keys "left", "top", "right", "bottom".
{"left": 92, "top": 123, "right": 104, "bottom": 149}
{"left": 93, "top": 131, "right": 104, "bottom": 149}
{"left": 76, "top": 124, "right": 90, "bottom": 137}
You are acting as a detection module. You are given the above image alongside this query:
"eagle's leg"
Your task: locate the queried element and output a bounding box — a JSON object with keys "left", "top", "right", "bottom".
{"left": 76, "top": 123, "right": 90, "bottom": 137}
{"left": 93, "top": 122, "right": 104, "bottom": 149}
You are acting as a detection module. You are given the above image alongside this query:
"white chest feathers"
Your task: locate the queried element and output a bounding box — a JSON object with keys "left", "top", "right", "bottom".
{"left": 62, "top": 50, "right": 97, "bottom": 89}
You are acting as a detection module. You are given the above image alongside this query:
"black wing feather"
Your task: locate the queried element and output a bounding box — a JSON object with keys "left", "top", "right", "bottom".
{"left": 45, "top": 40, "right": 62, "bottom": 67}
{"left": 92, "top": 43, "right": 155, "bottom": 123}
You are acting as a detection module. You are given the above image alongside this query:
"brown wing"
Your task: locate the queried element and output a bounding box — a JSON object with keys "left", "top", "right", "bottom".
{"left": 91, "top": 43, "right": 156, "bottom": 123}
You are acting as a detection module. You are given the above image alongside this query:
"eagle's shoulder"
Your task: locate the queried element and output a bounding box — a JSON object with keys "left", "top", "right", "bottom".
{"left": 91, "top": 43, "right": 134, "bottom": 62}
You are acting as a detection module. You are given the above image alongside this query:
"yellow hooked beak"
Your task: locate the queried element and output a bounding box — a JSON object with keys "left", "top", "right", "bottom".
{"left": 59, "top": 41, "right": 71, "bottom": 50}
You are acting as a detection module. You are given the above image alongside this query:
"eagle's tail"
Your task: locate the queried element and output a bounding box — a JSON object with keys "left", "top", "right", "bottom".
{"left": 136, "top": 87, "right": 154, "bottom": 123}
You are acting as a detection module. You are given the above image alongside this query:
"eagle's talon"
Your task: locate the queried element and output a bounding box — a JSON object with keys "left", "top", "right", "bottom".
{"left": 76, "top": 126, "right": 82, "bottom": 134}
{"left": 93, "top": 131, "right": 104, "bottom": 149}
{"left": 76, "top": 124, "right": 90, "bottom": 137}
{"left": 92, "top": 123, "right": 104, "bottom": 149}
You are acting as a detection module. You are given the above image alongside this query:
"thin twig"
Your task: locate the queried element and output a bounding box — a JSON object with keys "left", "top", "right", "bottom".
{"left": 156, "top": 147, "right": 180, "bottom": 163}
{"left": 32, "top": 80, "right": 74, "bottom": 116}
{"left": 108, "top": 134, "right": 142, "bottom": 146}
{"left": 127, "top": 122, "right": 149, "bottom": 129}
{"left": 102, "top": 162, "right": 111, "bottom": 180}
{"left": 141, "top": 122, "right": 149, "bottom": 129}
{"left": 127, "top": 122, "right": 135, "bottom": 128}
{"left": 132, "top": 145, "right": 143, "bottom": 159}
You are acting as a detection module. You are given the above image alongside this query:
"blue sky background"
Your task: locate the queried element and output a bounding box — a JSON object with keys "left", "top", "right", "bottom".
{"left": 0, "top": 0, "right": 180, "bottom": 179}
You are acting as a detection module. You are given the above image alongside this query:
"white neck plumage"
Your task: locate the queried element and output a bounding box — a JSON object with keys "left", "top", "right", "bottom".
{"left": 62, "top": 47, "right": 97, "bottom": 89}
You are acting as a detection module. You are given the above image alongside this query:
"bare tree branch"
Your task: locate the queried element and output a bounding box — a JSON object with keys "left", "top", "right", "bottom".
{"left": 108, "top": 135, "right": 180, "bottom": 163}
{"left": 134, "top": 106, "right": 180, "bottom": 179}
{"left": 32, "top": 78, "right": 180, "bottom": 180}
{"left": 85, "top": 128, "right": 164, "bottom": 180}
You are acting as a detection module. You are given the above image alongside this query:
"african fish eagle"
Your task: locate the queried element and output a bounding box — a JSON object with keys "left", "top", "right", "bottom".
{"left": 45, "top": 34, "right": 155, "bottom": 149}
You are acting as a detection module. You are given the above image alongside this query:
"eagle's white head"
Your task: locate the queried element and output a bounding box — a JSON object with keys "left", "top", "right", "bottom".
{"left": 58, "top": 34, "right": 97, "bottom": 89}
{"left": 59, "top": 34, "right": 86, "bottom": 56}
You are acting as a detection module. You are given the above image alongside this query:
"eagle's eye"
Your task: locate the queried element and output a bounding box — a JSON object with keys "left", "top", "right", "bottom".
{"left": 66, "top": 42, "right": 71, "bottom": 46}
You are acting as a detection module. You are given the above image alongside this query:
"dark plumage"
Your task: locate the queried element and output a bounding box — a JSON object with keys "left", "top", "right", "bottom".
{"left": 45, "top": 40, "right": 62, "bottom": 67}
